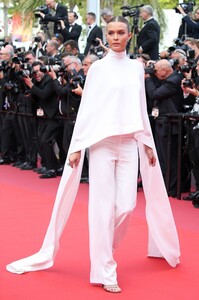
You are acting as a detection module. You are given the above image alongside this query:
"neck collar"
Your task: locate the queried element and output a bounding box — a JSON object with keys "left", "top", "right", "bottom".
{"left": 107, "top": 49, "right": 127, "bottom": 60}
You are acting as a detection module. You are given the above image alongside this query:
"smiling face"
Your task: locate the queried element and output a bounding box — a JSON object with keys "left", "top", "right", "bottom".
{"left": 106, "top": 21, "right": 131, "bottom": 52}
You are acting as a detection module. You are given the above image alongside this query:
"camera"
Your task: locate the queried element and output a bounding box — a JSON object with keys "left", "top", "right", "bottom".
{"left": 175, "top": 1, "right": 196, "bottom": 14}
{"left": 68, "top": 69, "right": 85, "bottom": 89}
{"left": 39, "top": 57, "right": 63, "bottom": 73}
{"left": 91, "top": 39, "right": 100, "bottom": 47}
{"left": 121, "top": 4, "right": 144, "bottom": 18}
{"left": 34, "top": 5, "right": 50, "bottom": 17}
{"left": 34, "top": 37, "right": 42, "bottom": 43}
{"left": 144, "top": 62, "right": 156, "bottom": 75}
{"left": 15, "top": 70, "right": 31, "bottom": 80}
{"left": 182, "top": 79, "right": 193, "bottom": 88}
{"left": 12, "top": 56, "right": 25, "bottom": 64}
{"left": 40, "top": 65, "right": 61, "bottom": 73}
{"left": 179, "top": 65, "right": 192, "bottom": 73}
{"left": 0, "top": 60, "right": 8, "bottom": 72}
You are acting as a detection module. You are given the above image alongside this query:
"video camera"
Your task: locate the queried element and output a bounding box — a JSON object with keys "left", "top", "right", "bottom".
{"left": 121, "top": 4, "right": 144, "bottom": 18}
{"left": 34, "top": 5, "right": 50, "bottom": 17}
{"left": 175, "top": 1, "right": 196, "bottom": 14}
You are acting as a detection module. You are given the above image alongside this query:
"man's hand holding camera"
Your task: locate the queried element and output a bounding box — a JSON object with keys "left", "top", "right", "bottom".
{"left": 181, "top": 78, "right": 199, "bottom": 97}
{"left": 23, "top": 75, "right": 33, "bottom": 89}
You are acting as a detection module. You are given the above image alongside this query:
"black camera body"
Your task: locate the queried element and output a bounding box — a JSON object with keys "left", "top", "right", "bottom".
{"left": 121, "top": 4, "right": 144, "bottom": 18}
{"left": 182, "top": 79, "right": 193, "bottom": 88}
{"left": 175, "top": 1, "right": 196, "bottom": 14}
{"left": 0, "top": 60, "right": 8, "bottom": 72}
{"left": 68, "top": 69, "right": 85, "bottom": 89}
{"left": 34, "top": 5, "right": 50, "bottom": 17}
{"left": 34, "top": 36, "right": 42, "bottom": 43}
{"left": 144, "top": 63, "right": 156, "bottom": 75}
{"left": 179, "top": 65, "right": 192, "bottom": 73}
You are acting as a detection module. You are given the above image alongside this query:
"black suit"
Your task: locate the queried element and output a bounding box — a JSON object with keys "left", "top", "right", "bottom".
{"left": 145, "top": 71, "right": 184, "bottom": 196}
{"left": 137, "top": 18, "right": 160, "bottom": 60}
{"left": 44, "top": 3, "right": 68, "bottom": 34}
{"left": 84, "top": 25, "right": 103, "bottom": 56}
{"left": 31, "top": 75, "right": 63, "bottom": 171}
{"left": 61, "top": 23, "right": 82, "bottom": 43}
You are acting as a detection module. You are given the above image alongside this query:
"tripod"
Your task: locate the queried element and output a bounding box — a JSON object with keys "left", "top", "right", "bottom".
{"left": 126, "top": 10, "right": 140, "bottom": 54}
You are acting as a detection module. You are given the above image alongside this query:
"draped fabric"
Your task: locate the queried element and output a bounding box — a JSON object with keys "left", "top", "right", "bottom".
{"left": 6, "top": 50, "right": 180, "bottom": 274}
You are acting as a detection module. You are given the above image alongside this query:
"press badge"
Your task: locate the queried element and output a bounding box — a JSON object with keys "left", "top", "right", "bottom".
{"left": 152, "top": 107, "right": 159, "bottom": 118}
{"left": 37, "top": 108, "right": 44, "bottom": 116}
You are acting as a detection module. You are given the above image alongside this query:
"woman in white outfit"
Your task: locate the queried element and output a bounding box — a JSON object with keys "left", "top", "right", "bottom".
{"left": 6, "top": 17, "right": 180, "bottom": 294}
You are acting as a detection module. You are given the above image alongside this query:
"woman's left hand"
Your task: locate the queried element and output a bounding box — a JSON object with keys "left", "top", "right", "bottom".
{"left": 145, "top": 145, "right": 156, "bottom": 167}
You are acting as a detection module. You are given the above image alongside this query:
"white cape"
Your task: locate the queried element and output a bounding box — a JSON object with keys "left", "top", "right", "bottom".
{"left": 6, "top": 50, "right": 180, "bottom": 274}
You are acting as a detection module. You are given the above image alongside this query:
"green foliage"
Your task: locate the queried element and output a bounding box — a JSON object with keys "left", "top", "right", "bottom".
{"left": 159, "top": 0, "right": 179, "bottom": 10}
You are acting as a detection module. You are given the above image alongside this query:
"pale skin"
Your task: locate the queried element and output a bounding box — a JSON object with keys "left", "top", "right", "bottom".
{"left": 69, "top": 21, "right": 156, "bottom": 169}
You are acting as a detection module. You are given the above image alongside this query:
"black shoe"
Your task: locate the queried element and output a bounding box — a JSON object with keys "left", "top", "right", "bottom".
{"left": 21, "top": 163, "right": 37, "bottom": 170}
{"left": 192, "top": 199, "right": 199, "bottom": 208}
{"left": 0, "top": 158, "right": 10, "bottom": 165}
{"left": 80, "top": 177, "right": 89, "bottom": 183}
{"left": 183, "top": 190, "right": 199, "bottom": 200}
{"left": 39, "top": 169, "right": 57, "bottom": 179}
{"left": 56, "top": 167, "right": 63, "bottom": 176}
{"left": 12, "top": 160, "right": 25, "bottom": 168}
{"left": 37, "top": 166, "right": 47, "bottom": 174}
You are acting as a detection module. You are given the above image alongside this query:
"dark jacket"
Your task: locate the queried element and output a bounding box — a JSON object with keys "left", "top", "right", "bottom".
{"left": 44, "top": 3, "right": 68, "bottom": 34}
{"left": 84, "top": 25, "right": 103, "bottom": 55}
{"left": 61, "top": 23, "right": 82, "bottom": 43}
{"left": 52, "top": 70, "right": 84, "bottom": 119}
{"left": 178, "top": 16, "right": 199, "bottom": 39}
{"left": 31, "top": 74, "right": 59, "bottom": 118}
{"left": 145, "top": 71, "right": 184, "bottom": 115}
{"left": 137, "top": 18, "right": 160, "bottom": 60}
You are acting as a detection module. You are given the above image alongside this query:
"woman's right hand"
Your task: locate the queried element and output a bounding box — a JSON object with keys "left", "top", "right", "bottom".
{"left": 69, "top": 151, "right": 81, "bottom": 168}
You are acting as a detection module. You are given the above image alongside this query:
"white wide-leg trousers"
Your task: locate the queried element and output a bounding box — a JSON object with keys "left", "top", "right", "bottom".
{"left": 89, "top": 134, "right": 138, "bottom": 285}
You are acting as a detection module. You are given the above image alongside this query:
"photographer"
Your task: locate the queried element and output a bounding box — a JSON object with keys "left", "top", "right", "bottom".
{"left": 63, "top": 40, "right": 84, "bottom": 61}
{"left": 23, "top": 61, "right": 63, "bottom": 178}
{"left": 72, "top": 53, "right": 99, "bottom": 96}
{"left": 84, "top": 12, "right": 103, "bottom": 56}
{"left": 0, "top": 45, "right": 26, "bottom": 166}
{"left": 38, "top": 0, "right": 68, "bottom": 35}
{"left": 59, "top": 11, "right": 82, "bottom": 44}
{"left": 31, "top": 32, "right": 47, "bottom": 59}
{"left": 177, "top": 4, "right": 199, "bottom": 39}
{"left": 180, "top": 60, "right": 199, "bottom": 207}
{"left": 16, "top": 51, "right": 38, "bottom": 170}
{"left": 48, "top": 55, "right": 83, "bottom": 153}
{"left": 48, "top": 54, "right": 88, "bottom": 181}
{"left": 45, "top": 39, "right": 61, "bottom": 59}
{"left": 145, "top": 59, "right": 184, "bottom": 197}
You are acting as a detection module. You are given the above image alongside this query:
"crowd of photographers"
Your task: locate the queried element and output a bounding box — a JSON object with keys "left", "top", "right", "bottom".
{"left": 1, "top": 1, "right": 199, "bottom": 207}
{"left": 0, "top": 33, "right": 100, "bottom": 182}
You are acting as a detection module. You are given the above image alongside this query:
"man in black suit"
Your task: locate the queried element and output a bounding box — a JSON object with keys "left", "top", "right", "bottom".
{"left": 59, "top": 11, "right": 82, "bottom": 44}
{"left": 23, "top": 61, "right": 64, "bottom": 178}
{"left": 137, "top": 5, "right": 160, "bottom": 60}
{"left": 84, "top": 12, "right": 103, "bottom": 56}
{"left": 38, "top": 0, "right": 68, "bottom": 35}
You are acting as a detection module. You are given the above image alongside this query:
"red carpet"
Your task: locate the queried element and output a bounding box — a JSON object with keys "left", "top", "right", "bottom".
{"left": 0, "top": 165, "right": 199, "bottom": 299}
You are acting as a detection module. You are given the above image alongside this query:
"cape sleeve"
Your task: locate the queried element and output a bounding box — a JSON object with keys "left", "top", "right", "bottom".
{"left": 134, "top": 68, "right": 180, "bottom": 267}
